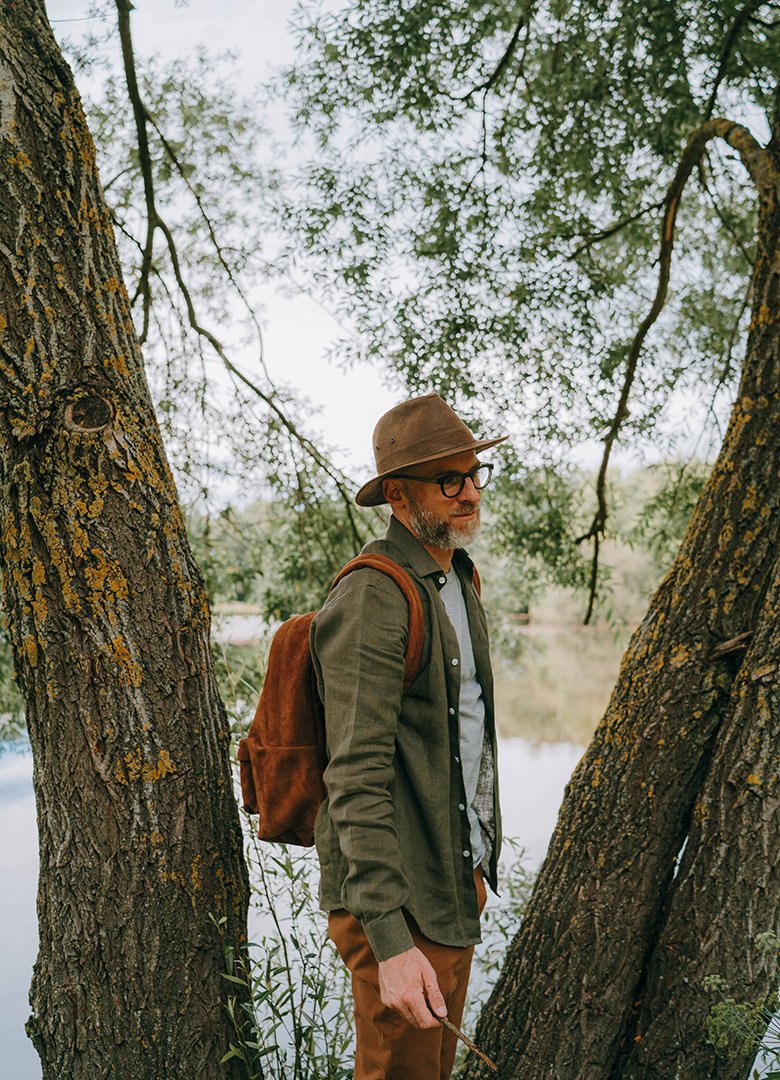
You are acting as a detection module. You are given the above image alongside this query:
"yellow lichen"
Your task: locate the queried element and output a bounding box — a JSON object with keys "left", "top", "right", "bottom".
{"left": 152, "top": 749, "right": 176, "bottom": 779}
{"left": 23, "top": 635, "right": 38, "bottom": 667}
{"left": 117, "top": 747, "right": 177, "bottom": 785}
{"left": 750, "top": 304, "right": 780, "bottom": 330}
{"left": 646, "top": 652, "right": 665, "bottom": 674}
{"left": 84, "top": 548, "right": 129, "bottom": 612}
{"left": 741, "top": 485, "right": 759, "bottom": 514}
{"left": 190, "top": 855, "right": 202, "bottom": 895}
{"left": 669, "top": 644, "right": 690, "bottom": 668}
{"left": 103, "top": 354, "right": 130, "bottom": 376}
{"left": 105, "top": 635, "right": 143, "bottom": 686}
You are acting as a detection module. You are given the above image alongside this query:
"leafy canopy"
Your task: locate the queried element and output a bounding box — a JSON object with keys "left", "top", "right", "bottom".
{"left": 276, "top": 0, "right": 771, "bottom": 429}
{"left": 265, "top": 0, "right": 778, "bottom": 602}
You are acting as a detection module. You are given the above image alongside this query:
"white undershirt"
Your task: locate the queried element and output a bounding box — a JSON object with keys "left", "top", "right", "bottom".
{"left": 439, "top": 570, "right": 486, "bottom": 867}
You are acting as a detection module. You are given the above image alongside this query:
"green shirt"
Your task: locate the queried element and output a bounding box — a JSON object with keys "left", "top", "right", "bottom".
{"left": 310, "top": 515, "right": 502, "bottom": 962}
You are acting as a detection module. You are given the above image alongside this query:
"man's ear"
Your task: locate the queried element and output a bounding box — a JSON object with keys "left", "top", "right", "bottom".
{"left": 382, "top": 477, "right": 406, "bottom": 509}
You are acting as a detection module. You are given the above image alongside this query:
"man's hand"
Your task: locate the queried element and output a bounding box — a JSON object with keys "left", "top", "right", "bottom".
{"left": 377, "top": 946, "right": 447, "bottom": 1029}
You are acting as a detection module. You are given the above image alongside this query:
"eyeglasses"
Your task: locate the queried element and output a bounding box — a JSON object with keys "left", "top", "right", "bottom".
{"left": 390, "top": 463, "right": 494, "bottom": 499}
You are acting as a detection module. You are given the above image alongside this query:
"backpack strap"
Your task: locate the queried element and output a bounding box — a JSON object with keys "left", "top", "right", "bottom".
{"left": 330, "top": 554, "right": 424, "bottom": 692}
{"left": 472, "top": 565, "right": 481, "bottom": 597}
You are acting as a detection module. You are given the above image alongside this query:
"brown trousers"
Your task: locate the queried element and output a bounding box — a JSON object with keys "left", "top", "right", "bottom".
{"left": 328, "top": 869, "right": 488, "bottom": 1080}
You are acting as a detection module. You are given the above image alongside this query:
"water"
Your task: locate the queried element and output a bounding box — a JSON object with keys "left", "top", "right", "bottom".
{"left": 0, "top": 753, "right": 39, "bottom": 1079}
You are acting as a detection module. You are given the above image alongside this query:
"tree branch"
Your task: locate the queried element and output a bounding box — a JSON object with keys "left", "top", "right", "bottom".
{"left": 102, "top": 163, "right": 135, "bottom": 193}
{"left": 696, "top": 153, "right": 755, "bottom": 268}
{"left": 769, "top": 73, "right": 780, "bottom": 157}
{"left": 455, "top": 14, "right": 526, "bottom": 103}
{"left": 109, "top": 209, "right": 146, "bottom": 258}
{"left": 145, "top": 111, "right": 272, "bottom": 384}
{"left": 112, "top": 0, "right": 364, "bottom": 548}
{"left": 154, "top": 215, "right": 364, "bottom": 548}
{"left": 575, "top": 118, "right": 770, "bottom": 624}
{"left": 570, "top": 198, "right": 665, "bottom": 257}
{"left": 115, "top": 0, "right": 155, "bottom": 341}
{"left": 707, "top": 630, "right": 753, "bottom": 660}
{"left": 703, "top": 0, "right": 770, "bottom": 120}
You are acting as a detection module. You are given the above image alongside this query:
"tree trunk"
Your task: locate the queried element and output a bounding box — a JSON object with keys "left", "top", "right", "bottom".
{"left": 0, "top": 5, "right": 252, "bottom": 1078}
{"left": 617, "top": 161, "right": 780, "bottom": 1080}
{"left": 618, "top": 559, "right": 780, "bottom": 1080}
{"left": 461, "top": 139, "right": 780, "bottom": 1077}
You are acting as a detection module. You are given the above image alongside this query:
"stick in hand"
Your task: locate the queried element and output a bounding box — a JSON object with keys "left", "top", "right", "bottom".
{"left": 431, "top": 1007, "right": 499, "bottom": 1073}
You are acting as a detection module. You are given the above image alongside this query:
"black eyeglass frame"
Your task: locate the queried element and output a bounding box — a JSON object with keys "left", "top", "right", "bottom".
{"left": 388, "top": 462, "right": 494, "bottom": 499}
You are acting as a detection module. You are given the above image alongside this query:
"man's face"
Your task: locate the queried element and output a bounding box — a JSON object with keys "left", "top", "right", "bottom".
{"left": 392, "top": 450, "right": 482, "bottom": 550}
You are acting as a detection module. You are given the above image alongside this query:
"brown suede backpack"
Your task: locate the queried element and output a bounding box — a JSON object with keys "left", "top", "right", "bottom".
{"left": 237, "top": 553, "right": 425, "bottom": 846}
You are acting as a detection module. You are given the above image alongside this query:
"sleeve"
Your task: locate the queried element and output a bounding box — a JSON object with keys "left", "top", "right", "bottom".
{"left": 311, "top": 568, "right": 415, "bottom": 961}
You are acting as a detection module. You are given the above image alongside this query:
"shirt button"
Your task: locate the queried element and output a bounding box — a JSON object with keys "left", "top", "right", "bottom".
{"left": 451, "top": 658, "right": 459, "bottom": 666}
{"left": 458, "top": 803, "right": 465, "bottom": 811}
{"left": 454, "top": 755, "right": 460, "bottom": 764}
{"left": 448, "top": 707, "right": 455, "bottom": 716}
{"left": 438, "top": 576, "right": 446, "bottom": 584}
{"left": 463, "top": 850, "right": 471, "bottom": 858}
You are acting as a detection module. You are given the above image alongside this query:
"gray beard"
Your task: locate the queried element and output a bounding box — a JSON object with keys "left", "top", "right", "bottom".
{"left": 406, "top": 499, "right": 481, "bottom": 549}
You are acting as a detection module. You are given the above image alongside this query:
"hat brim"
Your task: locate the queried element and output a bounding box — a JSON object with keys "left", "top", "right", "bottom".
{"left": 355, "top": 435, "right": 509, "bottom": 507}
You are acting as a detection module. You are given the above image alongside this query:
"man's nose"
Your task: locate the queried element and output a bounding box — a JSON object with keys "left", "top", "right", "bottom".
{"left": 459, "top": 476, "right": 481, "bottom": 502}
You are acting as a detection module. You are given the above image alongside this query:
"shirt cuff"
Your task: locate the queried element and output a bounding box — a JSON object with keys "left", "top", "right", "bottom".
{"left": 362, "top": 909, "right": 415, "bottom": 962}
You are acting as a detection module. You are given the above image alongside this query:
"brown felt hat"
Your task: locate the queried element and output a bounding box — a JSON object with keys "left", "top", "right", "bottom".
{"left": 355, "top": 392, "right": 508, "bottom": 507}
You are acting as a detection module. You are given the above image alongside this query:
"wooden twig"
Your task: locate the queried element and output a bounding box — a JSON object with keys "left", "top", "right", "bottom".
{"left": 437, "top": 1015, "right": 499, "bottom": 1073}
{"left": 455, "top": 13, "right": 526, "bottom": 103}
{"left": 708, "top": 630, "right": 753, "bottom": 661}
{"left": 702, "top": 0, "right": 769, "bottom": 121}
{"left": 570, "top": 198, "right": 665, "bottom": 257}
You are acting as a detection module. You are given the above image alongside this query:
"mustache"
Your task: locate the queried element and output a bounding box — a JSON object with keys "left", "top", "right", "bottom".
{"left": 452, "top": 504, "right": 479, "bottom": 517}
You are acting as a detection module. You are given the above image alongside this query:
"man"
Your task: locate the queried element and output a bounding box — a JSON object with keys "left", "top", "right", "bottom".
{"left": 310, "top": 392, "right": 506, "bottom": 1079}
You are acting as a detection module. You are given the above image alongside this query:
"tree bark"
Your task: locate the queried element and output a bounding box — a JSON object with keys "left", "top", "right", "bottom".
{"left": 618, "top": 148, "right": 780, "bottom": 1080}
{"left": 461, "top": 131, "right": 780, "bottom": 1078}
{"left": 619, "top": 558, "right": 780, "bottom": 1080}
{"left": 0, "top": 6, "right": 252, "bottom": 1078}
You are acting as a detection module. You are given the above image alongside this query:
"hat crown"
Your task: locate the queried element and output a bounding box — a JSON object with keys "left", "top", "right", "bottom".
{"left": 371, "top": 392, "right": 476, "bottom": 475}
